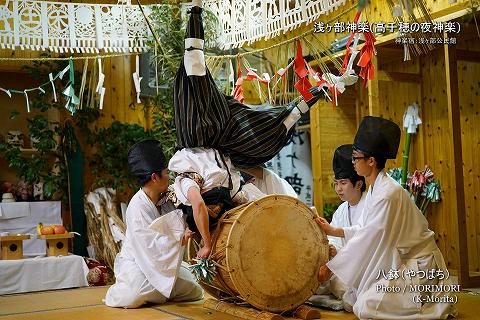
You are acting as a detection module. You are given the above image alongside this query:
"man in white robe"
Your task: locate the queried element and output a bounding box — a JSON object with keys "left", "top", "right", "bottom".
{"left": 311, "top": 144, "right": 367, "bottom": 309}
{"left": 316, "top": 116, "right": 456, "bottom": 319}
{"left": 105, "top": 140, "right": 203, "bottom": 308}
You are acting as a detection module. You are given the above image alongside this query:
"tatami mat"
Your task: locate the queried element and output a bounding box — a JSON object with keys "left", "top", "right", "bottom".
{"left": 1, "top": 286, "right": 478, "bottom": 319}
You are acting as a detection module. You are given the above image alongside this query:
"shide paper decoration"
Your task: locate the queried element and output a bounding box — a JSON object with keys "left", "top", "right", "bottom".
{"left": 0, "top": 0, "right": 149, "bottom": 53}
{"left": 0, "top": 58, "right": 81, "bottom": 115}
{"left": 201, "top": 0, "right": 347, "bottom": 49}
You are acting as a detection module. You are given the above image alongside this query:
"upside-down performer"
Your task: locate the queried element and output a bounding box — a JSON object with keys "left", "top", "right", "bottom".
{"left": 170, "top": 0, "right": 323, "bottom": 259}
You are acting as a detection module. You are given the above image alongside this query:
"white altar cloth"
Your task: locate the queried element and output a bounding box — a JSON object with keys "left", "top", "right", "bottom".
{"left": 0, "top": 202, "right": 62, "bottom": 256}
{"left": 0, "top": 254, "right": 89, "bottom": 295}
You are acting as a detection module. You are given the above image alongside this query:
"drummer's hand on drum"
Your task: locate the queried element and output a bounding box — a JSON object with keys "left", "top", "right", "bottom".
{"left": 318, "top": 265, "right": 332, "bottom": 284}
{"left": 328, "top": 244, "right": 337, "bottom": 258}
{"left": 315, "top": 217, "right": 334, "bottom": 235}
{"left": 196, "top": 244, "right": 212, "bottom": 259}
{"left": 315, "top": 217, "right": 345, "bottom": 237}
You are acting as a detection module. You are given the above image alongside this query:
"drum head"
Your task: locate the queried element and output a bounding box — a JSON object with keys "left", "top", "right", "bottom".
{"left": 225, "top": 195, "right": 329, "bottom": 312}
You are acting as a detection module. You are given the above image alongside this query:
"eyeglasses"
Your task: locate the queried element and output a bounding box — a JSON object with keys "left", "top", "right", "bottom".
{"left": 351, "top": 156, "right": 369, "bottom": 162}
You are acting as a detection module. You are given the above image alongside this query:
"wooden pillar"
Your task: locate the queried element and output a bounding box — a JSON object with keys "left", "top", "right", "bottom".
{"left": 309, "top": 104, "right": 324, "bottom": 215}
{"left": 367, "top": 55, "right": 380, "bottom": 116}
{"left": 444, "top": 34, "right": 480, "bottom": 288}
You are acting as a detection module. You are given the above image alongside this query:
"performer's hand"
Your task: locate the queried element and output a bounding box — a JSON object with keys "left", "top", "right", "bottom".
{"left": 306, "top": 86, "right": 323, "bottom": 107}
{"left": 196, "top": 244, "right": 212, "bottom": 259}
{"left": 181, "top": 228, "right": 194, "bottom": 246}
{"left": 328, "top": 244, "right": 337, "bottom": 258}
{"left": 318, "top": 265, "right": 332, "bottom": 284}
{"left": 315, "top": 217, "right": 335, "bottom": 235}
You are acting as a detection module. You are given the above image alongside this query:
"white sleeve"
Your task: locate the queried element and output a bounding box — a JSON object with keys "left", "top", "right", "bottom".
{"left": 328, "top": 207, "right": 345, "bottom": 251}
{"left": 327, "top": 198, "right": 395, "bottom": 289}
{"left": 232, "top": 183, "right": 266, "bottom": 204}
{"left": 343, "top": 225, "right": 361, "bottom": 242}
{"left": 173, "top": 176, "right": 200, "bottom": 206}
{"left": 127, "top": 206, "right": 185, "bottom": 297}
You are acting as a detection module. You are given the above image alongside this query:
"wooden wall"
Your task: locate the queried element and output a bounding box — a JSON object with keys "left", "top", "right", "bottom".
{"left": 312, "top": 29, "right": 478, "bottom": 277}
{"left": 456, "top": 40, "right": 480, "bottom": 275}
{"left": 310, "top": 88, "right": 358, "bottom": 205}
{"left": 255, "top": 0, "right": 479, "bottom": 278}
{"left": 0, "top": 50, "right": 147, "bottom": 192}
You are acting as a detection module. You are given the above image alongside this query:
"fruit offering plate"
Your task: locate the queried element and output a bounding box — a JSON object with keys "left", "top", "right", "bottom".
{"left": 37, "top": 233, "right": 74, "bottom": 240}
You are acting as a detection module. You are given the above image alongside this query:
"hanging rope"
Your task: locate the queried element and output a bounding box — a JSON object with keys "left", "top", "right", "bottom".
{"left": 0, "top": 4, "right": 356, "bottom": 62}
{"left": 0, "top": 52, "right": 139, "bottom": 61}
{"left": 206, "top": 4, "right": 357, "bottom": 60}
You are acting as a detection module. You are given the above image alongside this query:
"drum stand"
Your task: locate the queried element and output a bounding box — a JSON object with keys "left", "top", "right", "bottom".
{"left": 204, "top": 298, "right": 322, "bottom": 320}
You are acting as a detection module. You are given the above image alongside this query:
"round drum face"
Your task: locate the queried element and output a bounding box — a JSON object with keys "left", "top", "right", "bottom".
{"left": 226, "top": 195, "right": 329, "bottom": 312}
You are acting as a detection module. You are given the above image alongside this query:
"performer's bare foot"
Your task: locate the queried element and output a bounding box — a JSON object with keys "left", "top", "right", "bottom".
{"left": 318, "top": 265, "right": 332, "bottom": 283}
{"left": 192, "top": 0, "right": 203, "bottom": 8}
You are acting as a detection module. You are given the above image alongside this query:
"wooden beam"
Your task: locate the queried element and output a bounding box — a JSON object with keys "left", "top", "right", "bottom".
{"left": 377, "top": 70, "right": 421, "bottom": 83}
{"left": 456, "top": 50, "right": 480, "bottom": 64}
{"left": 444, "top": 33, "right": 480, "bottom": 288}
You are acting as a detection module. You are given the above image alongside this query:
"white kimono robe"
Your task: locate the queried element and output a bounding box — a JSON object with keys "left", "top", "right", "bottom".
{"left": 328, "top": 192, "right": 366, "bottom": 251}
{"left": 252, "top": 168, "right": 298, "bottom": 197}
{"left": 168, "top": 147, "right": 265, "bottom": 205}
{"left": 316, "top": 192, "right": 366, "bottom": 301}
{"left": 327, "top": 171, "right": 456, "bottom": 319}
{"left": 105, "top": 189, "right": 203, "bottom": 308}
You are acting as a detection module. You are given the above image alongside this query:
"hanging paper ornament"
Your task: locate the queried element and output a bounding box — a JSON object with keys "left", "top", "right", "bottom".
{"left": 58, "top": 64, "right": 70, "bottom": 80}
{"left": 294, "top": 40, "right": 308, "bottom": 78}
{"left": 96, "top": 58, "right": 106, "bottom": 109}
{"left": 294, "top": 77, "right": 313, "bottom": 101}
{"left": 132, "top": 55, "right": 143, "bottom": 104}
{"left": 61, "top": 58, "right": 79, "bottom": 115}
{"left": 357, "top": 31, "right": 377, "bottom": 87}
{"left": 403, "top": 102, "right": 422, "bottom": 134}
{"left": 48, "top": 73, "right": 58, "bottom": 102}
{"left": 23, "top": 90, "right": 30, "bottom": 113}
{"left": 0, "top": 87, "right": 12, "bottom": 98}
{"left": 232, "top": 57, "right": 244, "bottom": 103}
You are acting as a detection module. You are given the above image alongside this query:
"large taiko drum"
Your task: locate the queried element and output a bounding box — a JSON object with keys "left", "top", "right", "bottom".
{"left": 189, "top": 195, "right": 329, "bottom": 313}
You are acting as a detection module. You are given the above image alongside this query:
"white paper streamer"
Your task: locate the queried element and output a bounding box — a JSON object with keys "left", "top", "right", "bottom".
{"left": 403, "top": 102, "right": 422, "bottom": 134}
{"left": 49, "top": 73, "right": 57, "bottom": 102}
{"left": 263, "top": 72, "right": 272, "bottom": 103}
{"left": 99, "top": 87, "right": 106, "bottom": 110}
{"left": 132, "top": 55, "right": 142, "bottom": 104}
{"left": 0, "top": 88, "right": 12, "bottom": 98}
{"left": 96, "top": 58, "right": 105, "bottom": 93}
{"left": 58, "top": 65, "right": 70, "bottom": 79}
{"left": 24, "top": 90, "right": 30, "bottom": 112}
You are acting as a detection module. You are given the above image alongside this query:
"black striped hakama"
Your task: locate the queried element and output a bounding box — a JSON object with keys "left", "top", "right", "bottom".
{"left": 174, "top": 4, "right": 320, "bottom": 168}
